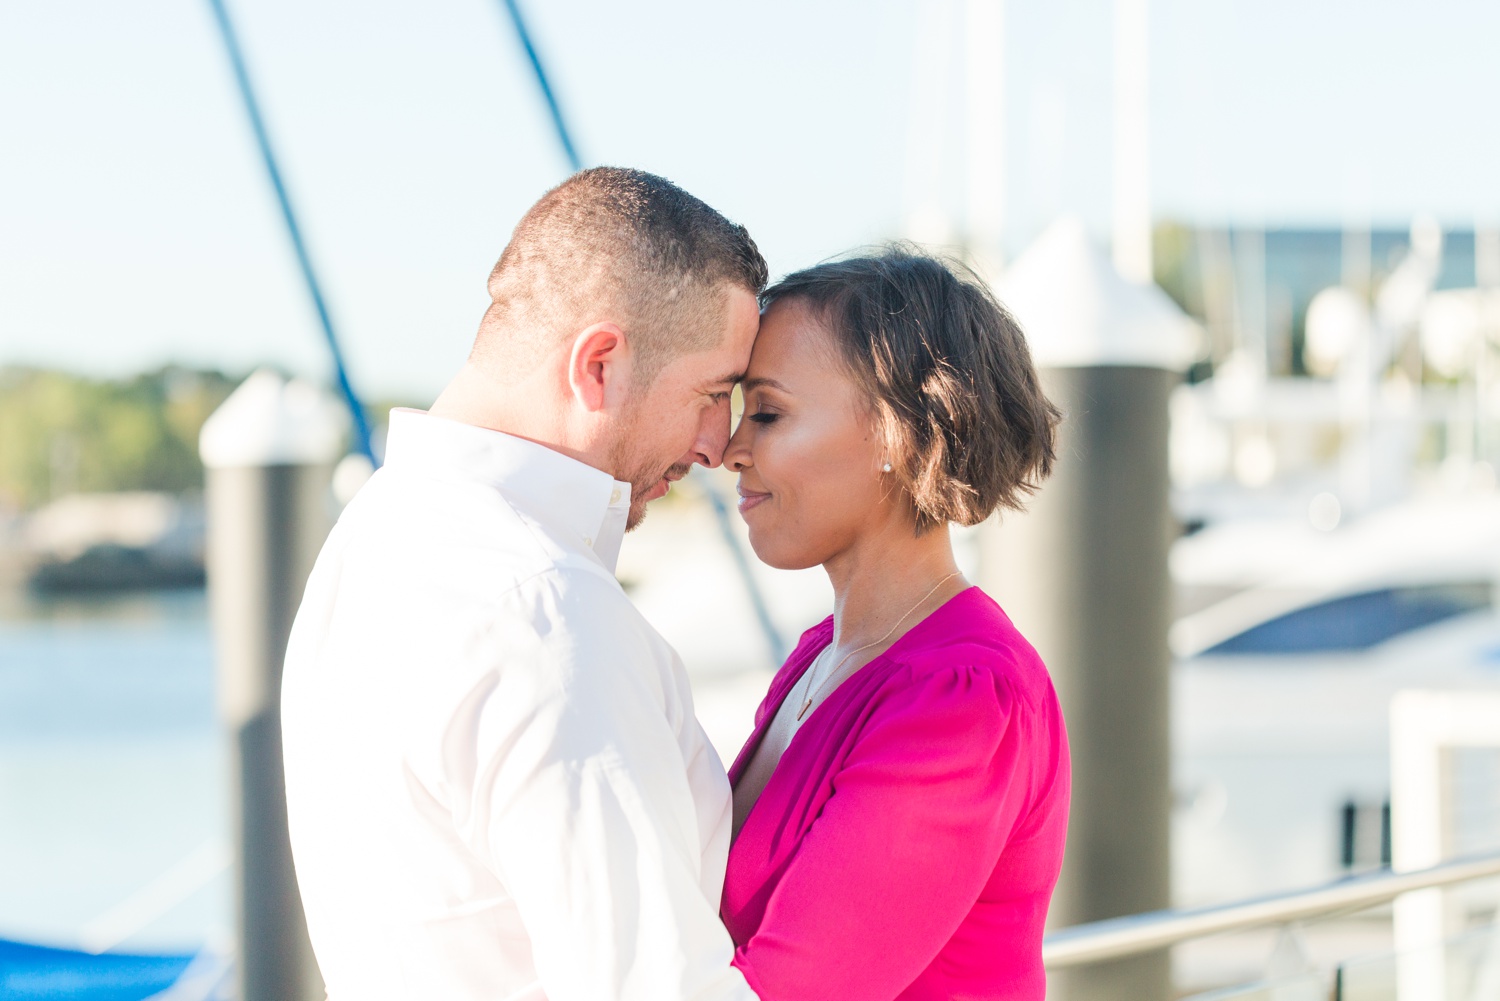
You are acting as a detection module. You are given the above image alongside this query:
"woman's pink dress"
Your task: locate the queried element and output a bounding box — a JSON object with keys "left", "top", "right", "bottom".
{"left": 722, "top": 587, "right": 1071, "bottom": 1001}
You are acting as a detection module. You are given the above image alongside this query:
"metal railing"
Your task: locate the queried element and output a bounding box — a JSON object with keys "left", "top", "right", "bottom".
{"left": 1043, "top": 851, "right": 1500, "bottom": 969}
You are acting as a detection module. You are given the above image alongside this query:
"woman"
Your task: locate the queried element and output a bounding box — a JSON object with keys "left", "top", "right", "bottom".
{"left": 721, "top": 247, "right": 1070, "bottom": 1001}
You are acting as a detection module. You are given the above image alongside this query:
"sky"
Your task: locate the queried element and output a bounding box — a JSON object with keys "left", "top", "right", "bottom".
{"left": 2, "top": 0, "right": 1498, "bottom": 398}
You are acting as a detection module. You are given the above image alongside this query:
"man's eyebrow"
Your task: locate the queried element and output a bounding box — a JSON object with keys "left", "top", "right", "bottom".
{"left": 741, "top": 376, "right": 791, "bottom": 393}
{"left": 707, "top": 370, "right": 746, "bottom": 388}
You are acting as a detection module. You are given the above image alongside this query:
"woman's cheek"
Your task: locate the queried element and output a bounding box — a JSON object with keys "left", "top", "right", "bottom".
{"left": 779, "top": 441, "right": 821, "bottom": 504}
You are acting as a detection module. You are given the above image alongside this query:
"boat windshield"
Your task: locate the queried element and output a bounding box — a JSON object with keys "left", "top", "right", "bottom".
{"left": 1204, "top": 583, "right": 1493, "bottom": 655}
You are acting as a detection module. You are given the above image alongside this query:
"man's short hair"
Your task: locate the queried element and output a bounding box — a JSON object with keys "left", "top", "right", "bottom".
{"left": 474, "top": 167, "right": 768, "bottom": 385}
{"left": 761, "top": 245, "right": 1062, "bottom": 534}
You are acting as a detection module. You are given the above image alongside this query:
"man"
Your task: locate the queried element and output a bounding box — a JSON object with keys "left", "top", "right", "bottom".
{"left": 281, "top": 167, "right": 765, "bottom": 1001}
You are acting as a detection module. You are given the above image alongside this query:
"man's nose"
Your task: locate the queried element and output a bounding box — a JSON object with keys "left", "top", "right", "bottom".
{"left": 692, "top": 402, "right": 732, "bottom": 468}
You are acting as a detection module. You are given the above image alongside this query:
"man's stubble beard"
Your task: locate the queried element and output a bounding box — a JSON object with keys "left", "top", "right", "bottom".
{"left": 608, "top": 396, "right": 691, "bottom": 532}
{"left": 626, "top": 460, "right": 694, "bottom": 530}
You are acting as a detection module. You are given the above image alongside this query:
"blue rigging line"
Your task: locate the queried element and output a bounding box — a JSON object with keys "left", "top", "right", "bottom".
{"left": 495, "top": 0, "right": 789, "bottom": 668}
{"left": 498, "top": 0, "right": 584, "bottom": 173}
{"left": 204, "top": 0, "right": 377, "bottom": 464}
{"left": 701, "top": 479, "right": 790, "bottom": 665}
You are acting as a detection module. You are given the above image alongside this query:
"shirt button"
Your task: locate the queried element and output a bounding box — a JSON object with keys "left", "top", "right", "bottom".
{"left": 609, "top": 488, "right": 622, "bottom": 504}
{"left": 583, "top": 536, "right": 593, "bottom": 547}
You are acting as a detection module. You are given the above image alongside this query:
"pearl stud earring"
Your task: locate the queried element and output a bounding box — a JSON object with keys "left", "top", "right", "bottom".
{"left": 882, "top": 462, "right": 893, "bottom": 473}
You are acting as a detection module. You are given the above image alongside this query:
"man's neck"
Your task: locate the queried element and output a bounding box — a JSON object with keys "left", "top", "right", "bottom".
{"left": 429, "top": 362, "right": 603, "bottom": 474}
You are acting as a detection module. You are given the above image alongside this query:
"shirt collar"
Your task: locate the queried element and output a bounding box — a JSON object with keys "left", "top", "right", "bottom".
{"left": 382, "top": 409, "right": 632, "bottom": 572}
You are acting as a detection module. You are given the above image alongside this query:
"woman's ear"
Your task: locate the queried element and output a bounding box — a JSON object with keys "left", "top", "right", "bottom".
{"left": 566, "top": 322, "right": 631, "bottom": 412}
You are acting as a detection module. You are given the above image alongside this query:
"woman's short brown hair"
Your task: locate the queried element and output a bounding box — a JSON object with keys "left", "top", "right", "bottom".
{"left": 762, "top": 245, "right": 1061, "bottom": 534}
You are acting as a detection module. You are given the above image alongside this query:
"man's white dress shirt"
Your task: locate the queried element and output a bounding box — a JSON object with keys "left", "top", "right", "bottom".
{"left": 281, "top": 409, "right": 756, "bottom": 1001}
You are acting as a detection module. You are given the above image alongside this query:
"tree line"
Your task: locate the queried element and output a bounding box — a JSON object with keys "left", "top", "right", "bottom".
{"left": 0, "top": 366, "right": 240, "bottom": 510}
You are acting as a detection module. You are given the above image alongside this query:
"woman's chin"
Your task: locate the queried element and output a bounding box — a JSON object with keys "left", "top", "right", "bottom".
{"left": 745, "top": 528, "right": 821, "bottom": 572}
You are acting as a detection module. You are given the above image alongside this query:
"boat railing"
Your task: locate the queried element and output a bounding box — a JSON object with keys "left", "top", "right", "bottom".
{"left": 1042, "top": 850, "right": 1500, "bottom": 969}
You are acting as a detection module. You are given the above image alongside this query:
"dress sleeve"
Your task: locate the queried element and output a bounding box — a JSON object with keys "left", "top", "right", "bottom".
{"left": 732, "top": 664, "right": 1035, "bottom": 1001}
{"left": 462, "top": 575, "right": 758, "bottom": 1001}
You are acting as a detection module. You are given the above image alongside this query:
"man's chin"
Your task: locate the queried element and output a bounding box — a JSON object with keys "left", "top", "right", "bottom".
{"left": 626, "top": 475, "right": 679, "bottom": 531}
{"left": 625, "top": 499, "right": 649, "bottom": 532}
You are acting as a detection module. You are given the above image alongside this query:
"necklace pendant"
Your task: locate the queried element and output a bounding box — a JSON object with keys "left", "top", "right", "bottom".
{"left": 797, "top": 698, "right": 812, "bottom": 721}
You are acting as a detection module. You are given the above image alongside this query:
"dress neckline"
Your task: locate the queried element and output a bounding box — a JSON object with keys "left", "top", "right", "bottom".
{"left": 728, "top": 585, "right": 982, "bottom": 785}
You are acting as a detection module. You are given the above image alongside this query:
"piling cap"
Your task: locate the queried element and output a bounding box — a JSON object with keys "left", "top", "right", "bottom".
{"left": 996, "top": 216, "right": 1201, "bottom": 371}
{"left": 200, "top": 369, "right": 347, "bottom": 469}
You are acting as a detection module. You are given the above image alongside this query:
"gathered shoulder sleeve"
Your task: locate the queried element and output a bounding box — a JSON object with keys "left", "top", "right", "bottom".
{"left": 732, "top": 659, "right": 1048, "bottom": 1001}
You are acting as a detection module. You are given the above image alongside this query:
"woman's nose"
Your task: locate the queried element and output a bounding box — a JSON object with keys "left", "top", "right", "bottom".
{"left": 724, "top": 426, "right": 751, "bottom": 472}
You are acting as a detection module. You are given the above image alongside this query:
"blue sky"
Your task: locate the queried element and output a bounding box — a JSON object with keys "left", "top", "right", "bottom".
{"left": 2, "top": 0, "right": 1497, "bottom": 397}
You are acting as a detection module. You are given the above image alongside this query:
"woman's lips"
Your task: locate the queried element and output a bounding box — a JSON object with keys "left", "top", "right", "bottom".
{"left": 737, "top": 487, "right": 771, "bottom": 514}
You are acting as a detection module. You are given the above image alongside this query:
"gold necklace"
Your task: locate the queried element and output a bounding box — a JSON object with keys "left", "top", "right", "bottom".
{"left": 796, "top": 571, "right": 964, "bottom": 722}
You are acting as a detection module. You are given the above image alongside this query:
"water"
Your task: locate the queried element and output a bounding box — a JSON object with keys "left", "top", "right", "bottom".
{"left": 0, "top": 591, "right": 228, "bottom": 953}
{"left": 4, "top": 529, "right": 1495, "bottom": 966}
{"left": 0, "top": 497, "right": 827, "bottom": 957}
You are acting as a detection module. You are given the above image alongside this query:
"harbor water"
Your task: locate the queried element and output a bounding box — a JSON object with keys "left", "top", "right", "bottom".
{"left": 0, "top": 591, "right": 228, "bottom": 953}
{"left": 4, "top": 491, "right": 1499, "bottom": 988}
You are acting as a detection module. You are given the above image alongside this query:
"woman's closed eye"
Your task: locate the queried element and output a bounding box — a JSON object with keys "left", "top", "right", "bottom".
{"left": 747, "top": 410, "right": 780, "bottom": 425}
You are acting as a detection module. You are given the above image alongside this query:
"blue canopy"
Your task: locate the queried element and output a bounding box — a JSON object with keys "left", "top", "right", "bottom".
{"left": 0, "top": 938, "right": 218, "bottom": 1001}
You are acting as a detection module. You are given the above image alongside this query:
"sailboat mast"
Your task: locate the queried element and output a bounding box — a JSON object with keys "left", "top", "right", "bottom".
{"left": 1112, "top": 0, "right": 1152, "bottom": 284}
{"left": 964, "top": 0, "right": 1006, "bottom": 280}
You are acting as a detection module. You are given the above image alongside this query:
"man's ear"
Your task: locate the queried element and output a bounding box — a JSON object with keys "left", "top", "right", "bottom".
{"left": 566, "top": 322, "right": 631, "bottom": 413}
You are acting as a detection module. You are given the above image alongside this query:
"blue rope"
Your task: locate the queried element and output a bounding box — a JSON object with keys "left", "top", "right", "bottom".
{"left": 491, "top": 6, "right": 793, "bottom": 667}
{"left": 205, "top": 0, "right": 377, "bottom": 464}
{"left": 701, "top": 479, "right": 789, "bottom": 665}
{"left": 499, "top": 0, "right": 583, "bottom": 173}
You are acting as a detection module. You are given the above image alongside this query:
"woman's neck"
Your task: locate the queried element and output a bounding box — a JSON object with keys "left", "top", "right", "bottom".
{"left": 822, "top": 515, "right": 965, "bottom": 653}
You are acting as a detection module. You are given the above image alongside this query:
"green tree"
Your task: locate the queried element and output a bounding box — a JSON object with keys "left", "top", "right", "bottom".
{"left": 0, "top": 366, "right": 239, "bottom": 509}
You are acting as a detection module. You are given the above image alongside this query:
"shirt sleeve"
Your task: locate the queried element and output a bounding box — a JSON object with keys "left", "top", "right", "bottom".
{"left": 460, "top": 572, "right": 759, "bottom": 1001}
{"left": 731, "top": 665, "right": 1036, "bottom": 1001}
